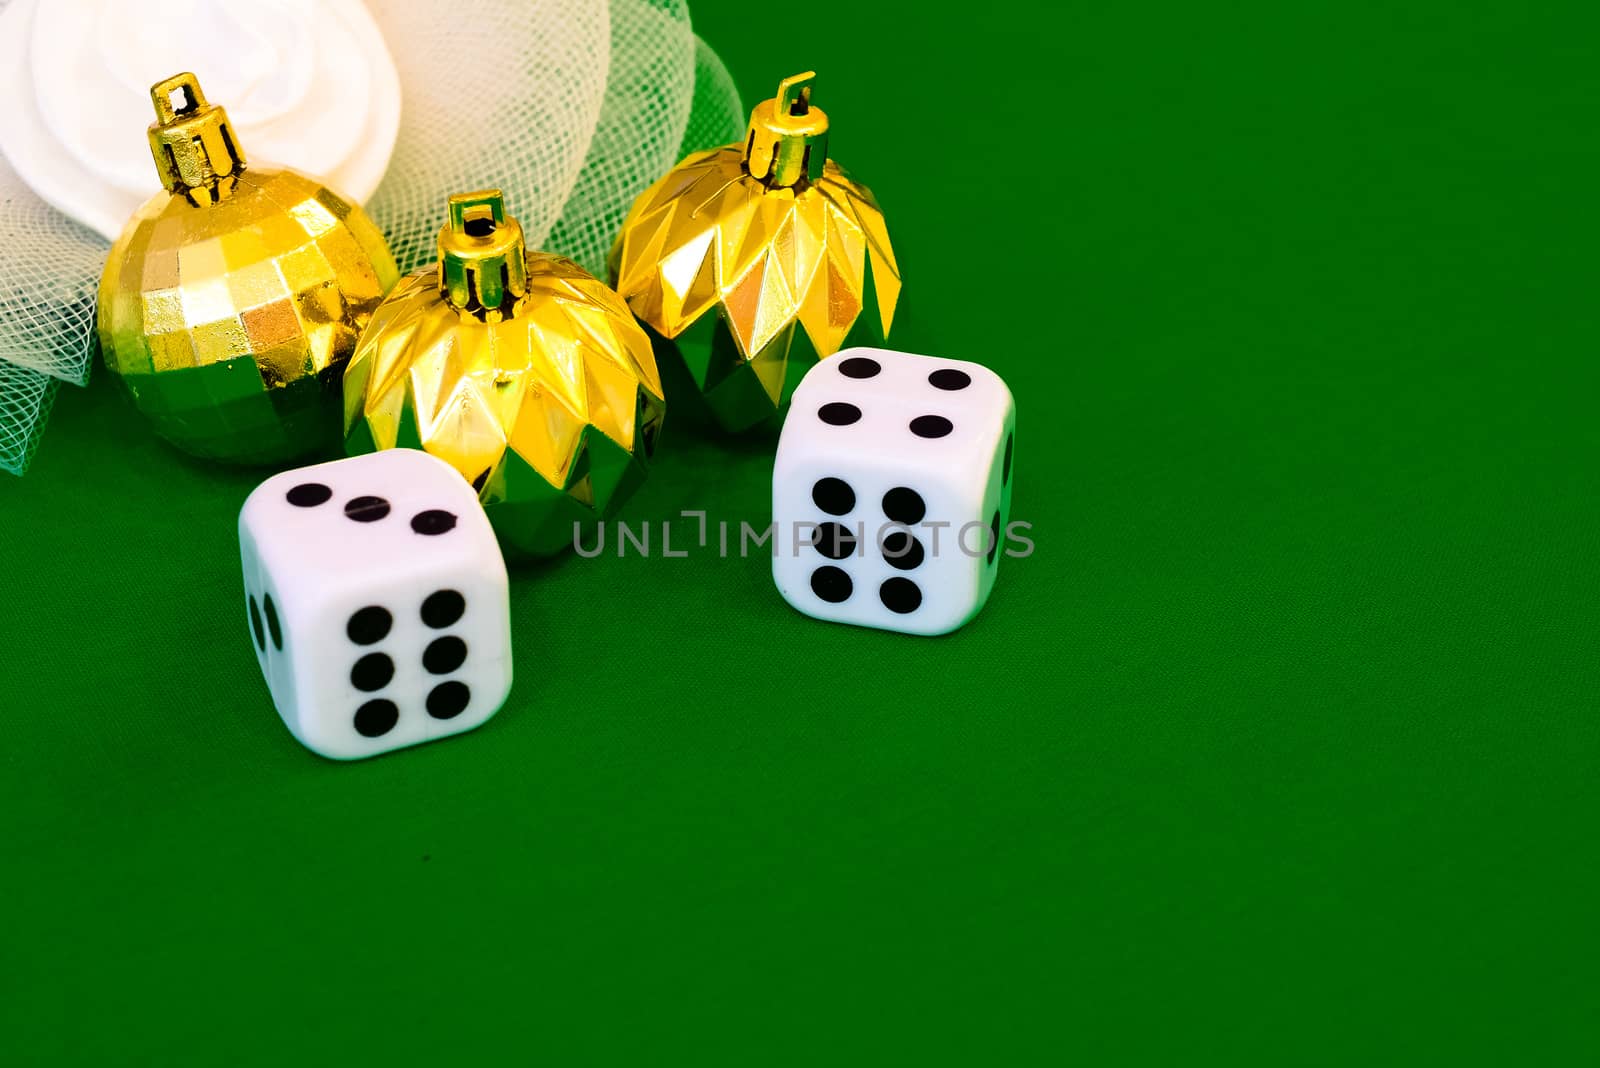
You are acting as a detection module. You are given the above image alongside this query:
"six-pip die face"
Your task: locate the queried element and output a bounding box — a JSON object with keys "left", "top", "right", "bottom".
{"left": 771, "top": 347, "right": 1016, "bottom": 636}
{"left": 238, "top": 448, "right": 512, "bottom": 760}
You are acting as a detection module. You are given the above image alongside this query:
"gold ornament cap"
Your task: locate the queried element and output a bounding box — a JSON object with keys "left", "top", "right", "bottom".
{"left": 437, "top": 190, "right": 530, "bottom": 321}
{"left": 147, "top": 73, "right": 246, "bottom": 204}
{"left": 744, "top": 72, "right": 829, "bottom": 188}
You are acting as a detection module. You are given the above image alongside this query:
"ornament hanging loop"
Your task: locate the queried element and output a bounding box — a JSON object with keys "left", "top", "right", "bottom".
{"left": 744, "top": 71, "right": 830, "bottom": 189}
{"left": 146, "top": 73, "right": 246, "bottom": 204}
{"left": 438, "top": 190, "right": 529, "bottom": 322}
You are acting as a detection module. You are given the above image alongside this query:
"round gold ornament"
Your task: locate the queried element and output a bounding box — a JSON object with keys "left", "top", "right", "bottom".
{"left": 609, "top": 71, "right": 901, "bottom": 432}
{"left": 344, "top": 191, "right": 665, "bottom": 558}
{"left": 97, "top": 73, "right": 398, "bottom": 464}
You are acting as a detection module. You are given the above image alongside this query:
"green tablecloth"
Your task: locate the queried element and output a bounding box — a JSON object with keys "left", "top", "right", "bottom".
{"left": 3, "top": 2, "right": 1595, "bottom": 1061}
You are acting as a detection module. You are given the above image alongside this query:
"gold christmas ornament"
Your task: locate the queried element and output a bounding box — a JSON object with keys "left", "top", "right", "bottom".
{"left": 609, "top": 71, "right": 901, "bottom": 432}
{"left": 97, "top": 73, "right": 398, "bottom": 464}
{"left": 344, "top": 190, "right": 665, "bottom": 558}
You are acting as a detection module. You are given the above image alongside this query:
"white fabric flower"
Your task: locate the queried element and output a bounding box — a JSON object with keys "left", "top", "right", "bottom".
{"left": 0, "top": 0, "right": 401, "bottom": 241}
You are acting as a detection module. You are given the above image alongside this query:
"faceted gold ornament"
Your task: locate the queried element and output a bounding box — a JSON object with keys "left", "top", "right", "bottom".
{"left": 609, "top": 71, "right": 901, "bottom": 432}
{"left": 344, "top": 191, "right": 666, "bottom": 558}
{"left": 97, "top": 73, "right": 399, "bottom": 464}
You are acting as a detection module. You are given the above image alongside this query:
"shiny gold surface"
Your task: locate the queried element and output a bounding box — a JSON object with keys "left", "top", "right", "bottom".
{"left": 608, "top": 72, "right": 900, "bottom": 430}
{"left": 345, "top": 191, "right": 664, "bottom": 558}
{"left": 146, "top": 72, "right": 246, "bottom": 208}
{"left": 98, "top": 74, "right": 398, "bottom": 463}
{"left": 437, "top": 190, "right": 529, "bottom": 319}
{"left": 745, "top": 71, "right": 828, "bottom": 188}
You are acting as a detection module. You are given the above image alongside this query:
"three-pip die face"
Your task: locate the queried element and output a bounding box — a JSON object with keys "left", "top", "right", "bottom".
{"left": 773, "top": 347, "right": 1016, "bottom": 636}
{"left": 239, "top": 449, "right": 513, "bottom": 760}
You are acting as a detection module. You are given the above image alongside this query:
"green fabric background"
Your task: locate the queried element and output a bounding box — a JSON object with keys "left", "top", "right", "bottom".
{"left": 3, "top": 1, "right": 1597, "bottom": 1062}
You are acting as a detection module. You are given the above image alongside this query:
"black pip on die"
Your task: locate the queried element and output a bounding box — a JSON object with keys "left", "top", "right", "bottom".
{"left": 239, "top": 449, "right": 512, "bottom": 759}
{"left": 772, "top": 347, "right": 1016, "bottom": 636}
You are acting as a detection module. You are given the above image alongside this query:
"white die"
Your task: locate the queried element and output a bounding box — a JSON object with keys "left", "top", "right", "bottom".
{"left": 772, "top": 347, "right": 1016, "bottom": 636}
{"left": 238, "top": 449, "right": 513, "bottom": 760}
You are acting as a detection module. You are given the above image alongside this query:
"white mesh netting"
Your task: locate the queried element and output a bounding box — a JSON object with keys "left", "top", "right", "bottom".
{"left": 0, "top": 0, "right": 744, "bottom": 474}
{"left": 680, "top": 33, "right": 747, "bottom": 161}
{"left": 0, "top": 155, "right": 102, "bottom": 390}
{"left": 0, "top": 357, "right": 58, "bottom": 476}
{"left": 0, "top": 0, "right": 99, "bottom": 473}
{"left": 366, "top": 0, "right": 743, "bottom": 279}
{"left": 543, "top": 1, "right": 695, "bottom": 276}
{"left": 363, "top": 0, "right": 614, "bottom": 277}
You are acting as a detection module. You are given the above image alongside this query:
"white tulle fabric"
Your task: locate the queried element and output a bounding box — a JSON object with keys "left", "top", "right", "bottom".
{"left": 0, "top": 0, "right": 743, "bottom": 474}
